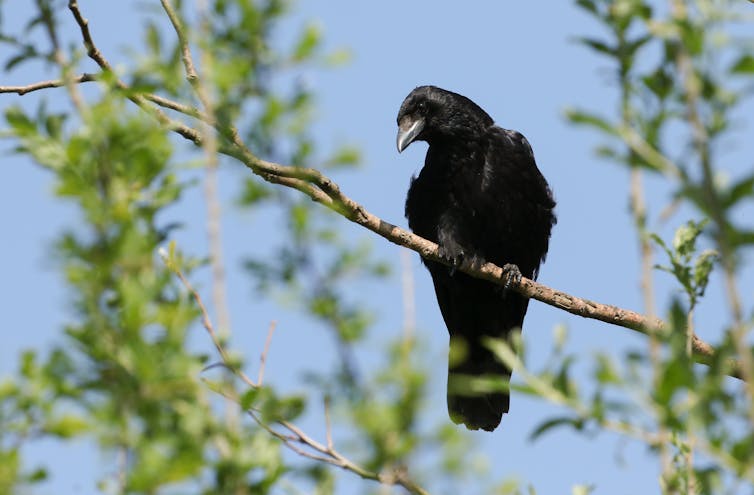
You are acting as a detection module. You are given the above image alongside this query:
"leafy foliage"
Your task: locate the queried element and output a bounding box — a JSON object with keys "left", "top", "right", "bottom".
{"left": 0, "top": 1, "right": 481, "bottom": 494}
{"left": 561, "top": 0, "right": 754, "bottom": 493}
{"left": 1, "top": 1, "right": 754, "bottom": 494}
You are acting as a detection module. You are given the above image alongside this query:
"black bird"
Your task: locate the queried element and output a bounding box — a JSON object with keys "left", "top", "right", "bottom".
{"left": 397, "top": 86, "right": 556, "bottom": 431}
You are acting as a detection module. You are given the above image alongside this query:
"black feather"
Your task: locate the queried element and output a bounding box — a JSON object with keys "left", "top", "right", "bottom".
{"left": 398, "top": 86, "right": 556, "bottom": 432}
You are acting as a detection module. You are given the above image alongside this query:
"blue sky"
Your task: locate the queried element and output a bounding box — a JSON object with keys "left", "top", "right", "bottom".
{"left": 2, "top": 1, "right": 753, "bottom": 494}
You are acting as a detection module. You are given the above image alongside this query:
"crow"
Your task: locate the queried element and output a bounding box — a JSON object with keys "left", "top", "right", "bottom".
{"left": 397, "top": 86, "right": 556, "bottom": 431}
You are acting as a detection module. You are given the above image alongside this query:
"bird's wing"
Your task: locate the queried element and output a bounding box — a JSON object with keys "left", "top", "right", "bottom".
{"left": 465, "top": 126, "right": 555, "bottom": 279}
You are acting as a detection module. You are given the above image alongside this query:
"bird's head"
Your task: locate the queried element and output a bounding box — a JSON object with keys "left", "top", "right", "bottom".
{"left": 396, "top": 85, "right": 494, "bottom": 152}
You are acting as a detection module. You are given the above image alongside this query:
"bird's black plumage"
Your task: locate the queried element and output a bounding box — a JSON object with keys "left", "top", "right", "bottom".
{"left": 397, "top": 86, "right": 556, "bottom": 431}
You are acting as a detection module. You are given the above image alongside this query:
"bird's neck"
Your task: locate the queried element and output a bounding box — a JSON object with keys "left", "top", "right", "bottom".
{"left": 425, "top": 139, "right": 483, "bottom": 177}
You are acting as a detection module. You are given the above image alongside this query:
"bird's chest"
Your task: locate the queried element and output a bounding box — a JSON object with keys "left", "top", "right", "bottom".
{"left": 405, "top": 148, "right": 487, "bottom": 241}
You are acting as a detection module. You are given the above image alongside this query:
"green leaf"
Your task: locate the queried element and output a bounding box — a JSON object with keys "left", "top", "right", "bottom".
{"left": 564, "top": 109, "right": 618, "bottom": 136}
{"left": 4, "top": 48, "right": 37, "bottom": 71}
{"left": 693, "top": 249, "right": 718, "bottom": 296}
{"left": 575, "top": 37, "right": 615, "bottom": 57}
{"left": 324, "top": 47, "right": 352, "bottom": 66}
{"left": 324, "top": 145, "right": 361, "bottom": 168}
{"left": 594, "top": 353, "right": 621, "bottom": 384}
{"left": 649, "top": 232, "right": 669, "bottom": 251}
{"left": 45, "top": 414, "right": 88, "bottom": 438}
{"left": 722, "top": 174, "right": 754, "bottom": 209}
{"left": 145, "top": 21, "right": 161, "bottom": 55}
{"left": 642, "top": 67, "right": 673, "bottom": 100}
{"left": 239, "top": 178, "right": 273, "bottom": 205}
{"left": 5, "top": 107, "right": 35, "bottom": 136}
{"left": 26, "top": 468, "right": 48, "bottom": 483}
{"left": 624, "top": 34, "right": 651, "bottom": 58}
{"left": 731, "top": 229, "right": 754, "bottom": 247}
{"left": 730, "top": 54, "right": 754, "bottom": 74}
{"left": 672, "top": 219, "right": 707, "bottom": 258}
{"left": 290, "top": 202, "right": 310, "bottom": 235}
{"left": 292, "top": 23, "right": 321, "bottom": 62}
{"left": 554, "top": 355, "right": 577, "bottom": 397}
{"left": 575, "top": 0, "right": 599, "bottom": 16}
{"left": 530, "top": 416, "right": 584, "bottom": 440}
{"left": 240, "top": 387, "right": 261, "bottom": 410}
{"left": 277, "top": 395, "right": 306, "bottom": 421}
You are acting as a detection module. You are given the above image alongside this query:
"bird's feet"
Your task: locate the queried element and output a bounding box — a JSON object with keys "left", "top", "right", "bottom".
{"left": 501, "top": 263, "right": 522, "bottom": 291}
{"left": 437, "top": 239, "right": 465, "bottom": 275}
{"left": 437, "top": 241, "right": 484, "bottom": 276}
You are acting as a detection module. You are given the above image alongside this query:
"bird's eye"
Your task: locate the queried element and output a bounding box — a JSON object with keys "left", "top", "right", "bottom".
{"left": 417, "top": 101, "right": 428, "bottom": 113}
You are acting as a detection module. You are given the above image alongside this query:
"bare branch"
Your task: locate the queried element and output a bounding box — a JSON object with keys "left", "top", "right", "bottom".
{"left": 67, "top": 0, "right": 205, "bottom": 146}
{"left": 36, "top": 0, "right": 87, "bottom": 112}
{"left": 257, "top": 322, "right": 276, "bottom": 386}
{"left": 0, "top": 74, "right": 98, "bottom": 95}
{"left": 162, "top": 250, "right": 430, "bottom": 492}
{"left": 174, "top": 268, "right": 431, "bottom": 493}
{"left": 324, "top": 395, "right": 333, "bottom": 452}
{"left": 163, "top": 251, "right": 258, "bottom": 388}
{"left": 159, "top": 0, "right": 234, "bottom": 356}
{"left": 0, "top": 72, "right": 207, "bottom": 127}
{"left": 213, "top": 143, "right": 744, "bottom": 378}
{"left": 159, "top": 0, "right": 199, "bottom": 83}
{"left": 68, "top": 0, "right": 111, "bottom": 71}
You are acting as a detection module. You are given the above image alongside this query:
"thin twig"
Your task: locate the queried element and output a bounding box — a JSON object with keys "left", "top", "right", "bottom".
{"left": 168, "top": 0, "right": 234, "bottom": 344}
{"left": 619, "top": 125, "right": 681, "bottom": 178}
{"left": 208, "top": 342, "right": 431, "bottom": 494}
{"left": 68, "top": 0, "right": 205, "bottom": 145}
{"left": 159, "top": 0, "right": 199, "bottom": 82}
{"left": 162, "top": 250, "right": 258, "bottom": 387}
{"left": 68, "top": 0, "right": 111, "bottom": 70}
{"left": 0, "top": 74, "right": 98, "bottom": 95}
{"left": 116, "top": 444, "right": 127, "bottom": 495}
{"left": 324, "top": 395, "right": 333, "bottom": 451}
{"left": 37, "top": 0, "right": 86, "bottom": 112}
{"left": 159, "top": 3, "right": 235, "bottom": 402}
{"left": 257, "top": 322, "right": 277, "bottom": 386}
{"left": 172, "top": 261, "right": 228, "bottom": 360}
{"left": 0, "top": 69, "right": 206, "bottom": 123}
{"left": 164, "top": 251, "right": 429, "bottom": 494}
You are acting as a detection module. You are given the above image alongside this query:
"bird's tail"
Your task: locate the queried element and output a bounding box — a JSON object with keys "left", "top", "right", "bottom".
{"left": 446, "top": 336, "right": 510, "bottom": 432}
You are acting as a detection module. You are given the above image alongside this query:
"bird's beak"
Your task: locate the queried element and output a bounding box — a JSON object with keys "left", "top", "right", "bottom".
{"left": 397, "top": 117, "right": 425, "bottom": 153}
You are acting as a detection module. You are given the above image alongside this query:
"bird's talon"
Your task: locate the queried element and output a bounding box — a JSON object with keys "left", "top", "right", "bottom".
{"left": 469, "top": 255, "right": 485, "bottom": 271}
{"left": 438, "top": 245, "right": 465, "bottom": 269}
{"left": 502, "top": 264, "right": 522, "bottom": 290}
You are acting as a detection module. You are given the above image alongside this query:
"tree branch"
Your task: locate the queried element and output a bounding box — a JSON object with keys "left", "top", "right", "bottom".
{"left": 220, "top": 135, "right": 746, "bottom": 380}
{"left": 0, "top": 73, "right": 98, "bottom": 95}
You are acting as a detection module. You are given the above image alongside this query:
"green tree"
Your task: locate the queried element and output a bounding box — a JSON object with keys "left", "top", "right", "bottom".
{"left": 1, "top": 1, "right": 753, "bottom": 494}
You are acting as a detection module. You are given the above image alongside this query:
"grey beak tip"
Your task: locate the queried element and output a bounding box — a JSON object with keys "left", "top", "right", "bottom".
{"left": 396, "top": 118, "right": 424, "bottom": 154}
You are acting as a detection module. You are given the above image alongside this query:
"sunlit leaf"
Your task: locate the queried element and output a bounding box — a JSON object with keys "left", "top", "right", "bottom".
{"left": 530, "top": 416, "right": 584, "bottom": 440}
{"left": 730, "top": 54, "right": 754, "bottom": 74}
{"left": 564, "top": 109, "right": 618, "bottom": 136}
